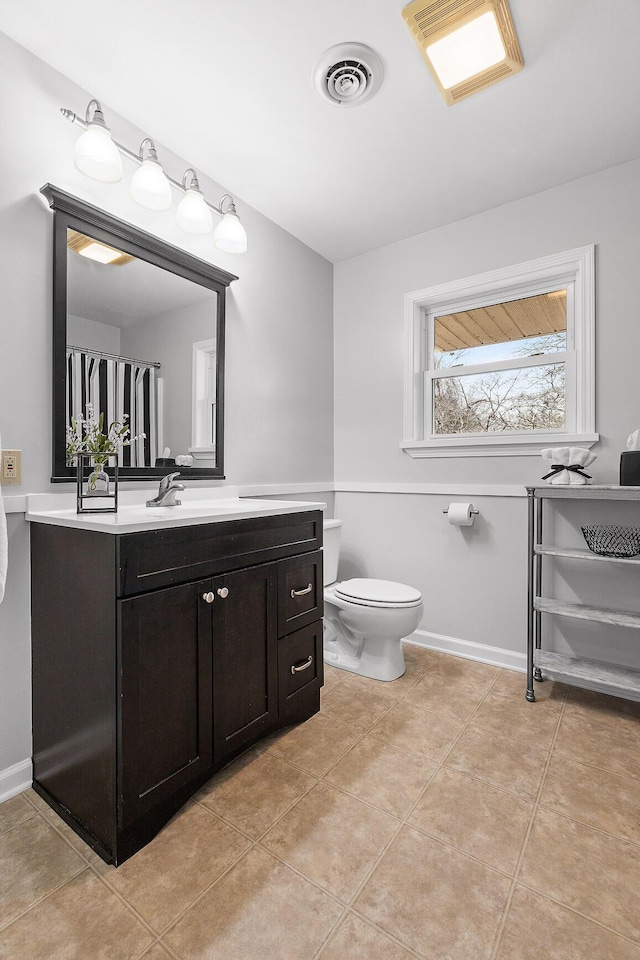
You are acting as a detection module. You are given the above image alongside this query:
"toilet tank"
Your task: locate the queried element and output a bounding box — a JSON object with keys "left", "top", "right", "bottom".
{"left": 322, "top": 519, "right": 342, "bottom": 585}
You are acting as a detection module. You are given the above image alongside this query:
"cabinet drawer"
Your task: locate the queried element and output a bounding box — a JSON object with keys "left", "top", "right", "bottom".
{"left": 277, "top": 550, "right": 323, "bottom": 636}
{"left": 278, "top": 622, "right": 323, "bottom": 720}
{"left": 118, "top": 511, "right": 322, "bottom": 596}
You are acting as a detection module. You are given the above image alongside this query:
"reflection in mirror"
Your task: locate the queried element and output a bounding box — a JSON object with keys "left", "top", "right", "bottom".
{"left": 66, "top": 229, "right": 219, "bottom": 469}
{"left": 42, "top": 183, "right": 237, "bottom": 482}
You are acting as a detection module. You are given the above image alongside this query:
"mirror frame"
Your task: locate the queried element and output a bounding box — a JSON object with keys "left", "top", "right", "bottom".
{"left": 41, "top": 184, "right": 237, "bottom": 482}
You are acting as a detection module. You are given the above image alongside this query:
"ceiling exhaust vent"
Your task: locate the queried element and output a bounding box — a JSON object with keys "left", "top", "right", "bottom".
{"left": 313, "top": 43, "right": 383, "bottom": 107}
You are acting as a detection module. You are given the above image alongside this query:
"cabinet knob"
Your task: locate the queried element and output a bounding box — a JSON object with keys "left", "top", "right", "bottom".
{"left": 217, "top": 587, "right": 229, "bottom": 599}
{"left": 202, "top": 592, "right": 215, "bottom": 603}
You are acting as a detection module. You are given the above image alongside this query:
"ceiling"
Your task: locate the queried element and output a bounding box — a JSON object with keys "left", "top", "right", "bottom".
{"left": 2, "top": 0, "right": 640, "bottom": 262}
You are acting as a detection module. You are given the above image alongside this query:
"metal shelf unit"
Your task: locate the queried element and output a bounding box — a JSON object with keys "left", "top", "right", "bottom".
{"left": 526, "top": 484, "right": 640, "bottom": 702}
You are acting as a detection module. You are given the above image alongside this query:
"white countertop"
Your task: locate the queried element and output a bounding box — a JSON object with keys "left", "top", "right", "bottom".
{"left": 25, "top": 486, "right": 326, "bottom": 534}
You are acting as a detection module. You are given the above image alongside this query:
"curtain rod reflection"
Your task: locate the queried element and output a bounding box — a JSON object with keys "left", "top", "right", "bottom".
{"left": 68, "top": 345, "right": 161, "bottom": 369}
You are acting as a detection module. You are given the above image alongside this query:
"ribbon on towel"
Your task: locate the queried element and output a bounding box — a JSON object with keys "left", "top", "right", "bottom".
{"left": 541, "top": 463, "right": 593, "bottom": 481}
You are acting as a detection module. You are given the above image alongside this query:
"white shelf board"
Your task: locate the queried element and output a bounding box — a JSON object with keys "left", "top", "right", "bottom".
{"left": 534, "top": 597, "right": 640, "bottom": 629}
{"left": 534, "top": 650, "right": 640, "bottom": 701}
{"left": 535, "top": 545, "right": 640, "bottom": 565}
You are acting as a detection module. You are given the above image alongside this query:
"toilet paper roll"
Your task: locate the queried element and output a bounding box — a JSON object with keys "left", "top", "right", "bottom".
{"left": 447, "top": 502, "right": 476, "bottom": 526}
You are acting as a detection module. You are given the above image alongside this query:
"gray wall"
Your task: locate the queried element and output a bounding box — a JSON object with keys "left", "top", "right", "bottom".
{"left": 0, "top": 31, "right": 334, "bottom": 793}
{"left": 333, "top": 158, "right": 640, "bottom": 670}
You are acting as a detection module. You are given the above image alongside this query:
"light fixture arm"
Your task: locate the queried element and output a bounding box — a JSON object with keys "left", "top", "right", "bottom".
{"left": 61, "top": 104, "right": 232, "bottom": 219}
{"left": 138, "top": 137, "right": 160, "bottom": 163}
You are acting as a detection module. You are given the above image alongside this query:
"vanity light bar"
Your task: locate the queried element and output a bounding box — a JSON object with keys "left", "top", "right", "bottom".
{"left": 60, "top": 103, "right": 247, "bottom": 253}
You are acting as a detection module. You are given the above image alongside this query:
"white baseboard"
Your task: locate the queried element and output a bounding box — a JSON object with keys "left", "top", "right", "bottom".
{"left": 0, "top": 758, "right": 32, "bottom": 803}
{"left": 405, "top": 629, "right": 526, "bottom": 673}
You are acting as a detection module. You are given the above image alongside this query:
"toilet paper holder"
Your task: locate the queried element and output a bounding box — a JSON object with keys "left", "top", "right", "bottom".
{"left": 442, "top": 506, "right": 479, "bottom": 515}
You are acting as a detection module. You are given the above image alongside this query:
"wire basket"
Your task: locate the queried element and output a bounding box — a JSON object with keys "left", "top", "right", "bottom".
{"left": 581, "top": 525, "right": 640, "bottom": 558}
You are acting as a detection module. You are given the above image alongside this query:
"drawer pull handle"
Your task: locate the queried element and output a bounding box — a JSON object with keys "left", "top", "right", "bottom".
{"left": 202, "top": 592, "right": 215, "bottom": 604}
{"left": 217, "top": 587, "right": 229, "bottom": 599}
{"left": 291, "top": 583, "right": 313, "bottom": 599}
{"left": 291, "top": 655, "right": 313, "bottom": 675}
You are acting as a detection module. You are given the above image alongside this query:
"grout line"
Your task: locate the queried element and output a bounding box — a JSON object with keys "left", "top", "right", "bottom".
{"left": 488, "top": 681, "right": 569, "bottom": 960}
{"left": 0, "top": 862, "right": 89, "bottom": 934}
{"left": 513, "top": 881, "right": 640, "bottom": 947}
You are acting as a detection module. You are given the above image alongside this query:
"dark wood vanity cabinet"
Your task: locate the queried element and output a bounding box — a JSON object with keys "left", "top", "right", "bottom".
{"left": 31, "top": 510, "right": 323, "bottom": 865}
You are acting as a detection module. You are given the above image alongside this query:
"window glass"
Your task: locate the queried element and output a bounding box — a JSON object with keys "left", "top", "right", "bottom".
{"left": 433, "top": 363, "right": 566, "bottom": 435}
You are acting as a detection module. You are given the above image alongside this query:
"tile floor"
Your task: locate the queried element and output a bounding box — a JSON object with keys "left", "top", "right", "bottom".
{"left": 2, "top": 646, "right": 640, "bottom": 959}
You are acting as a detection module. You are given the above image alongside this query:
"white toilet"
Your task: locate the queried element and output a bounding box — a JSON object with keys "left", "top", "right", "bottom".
{"left": 323, "top": 519, "right": 424, "bottom": 681}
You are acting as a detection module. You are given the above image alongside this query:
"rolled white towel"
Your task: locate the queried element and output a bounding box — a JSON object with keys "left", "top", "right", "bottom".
{"left": 541, "top": 446, "right": 596, "bottom": 485}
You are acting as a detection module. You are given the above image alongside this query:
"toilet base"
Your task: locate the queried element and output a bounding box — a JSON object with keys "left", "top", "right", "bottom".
{"left": 323, "top": 630, "right": 406, "bottom": 682}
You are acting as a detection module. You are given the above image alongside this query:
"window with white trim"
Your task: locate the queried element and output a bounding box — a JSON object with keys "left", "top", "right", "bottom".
{"left": 402, "top": 246, "right": 598, "bottom": 458}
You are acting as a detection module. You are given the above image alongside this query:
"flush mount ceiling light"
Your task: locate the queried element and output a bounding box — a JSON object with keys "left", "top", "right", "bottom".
{"left": 60, "top": 101, "right": 247, "bottom": 254}
{"left": 313, "top": 42, "right": 384, "bottom": 107}
{"left": 66, "top": 229, "right": 135, "bottom": 266}
{"left": 401, "top": 0, "right": 523, "bottom": 105}
{"left": 129, "top": 138, "right": 172, "bottom": 211}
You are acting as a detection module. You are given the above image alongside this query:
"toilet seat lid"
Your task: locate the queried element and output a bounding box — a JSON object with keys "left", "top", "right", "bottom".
{"left": 334, "top": 578, "right": 422, "bottom": 606}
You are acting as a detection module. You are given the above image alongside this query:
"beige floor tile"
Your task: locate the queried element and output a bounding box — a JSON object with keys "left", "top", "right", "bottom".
{"left": 541, "top": 754, "right": 640, "bottom": 845}
{"left": 0, "top": 815, "right": 86, "bottom": 928}
{"left": 334, "top": 670, "right": 407, "bottom": 701}
{"left": 0, "top": 794, "right": 36, "bottom": 834}
{"left": 520, "top": 807, "right": 640, "bottom": 942}
{"left": 0, "top": 869, "right": 153, "bottom": 960}
{"left": 317, "top": 912, "right": 415, "bottom": 960}
{"left": 140, "top": 945, "right": 175, "bottom": 960}
{"left": 266, "top": 713, "right": 360, "bottom": 777}
{"left": 408, "top": 768, "right": 533, "bottom": 875}
{"left": 262, "top": 781, "right": 397, "bottom": 901}
{"left": 40, "top": 807, "right": 102, "bottom": 862}
{"left": 402, "top": 642, "right": 444, "bottom": 673}
{"left": 491, "top": 669, "right": 566, "bottom": 703}
{"left": 422, "top": 654, "right": 500, "bottom": 684}
{"left": 369, "top": 700, "right": 466, "bottom": 762}
{"left": 23, "top": 789, "right": 51, "bottom": 814}
{"left": 445, "top": 723, "right": 549, "bottom": 800}
{"left": 324, "top": 735, "right": 437, "bottom": 818}
{"left": 403, "top": 658, "right": 498, "bottom": 722}
{"left": 320, "top": 683, "right": 393, "bottom": 731}
{"left": 355, "top": 825, "right": 511, "bottom": 959}
{"left": 323, "top": 664, "right": 348, "bottom": 692}
{"left": 554, "top": 711, "right": 640, "bottom": 781}
{"left": 165, "top": 846, "right": 343, "bottom": 960}
{"left": 472, "top": 692, "right": 563, "bottom": 749}
{"left": 94, "top": 802, "right": 250, "bottom": 933}
{"left": 496, "top": 885, "right": 640, "bottom": 960}
{"left": 196, "top": 751, "right": 315, "bottom": 838}
{"left": 564, "top": 687, "right": 640, "bottom": 734}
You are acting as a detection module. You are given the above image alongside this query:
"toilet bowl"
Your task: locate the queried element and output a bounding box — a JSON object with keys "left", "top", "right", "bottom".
{"left": 323, "top": 520, "right": 423, "bottom": 681}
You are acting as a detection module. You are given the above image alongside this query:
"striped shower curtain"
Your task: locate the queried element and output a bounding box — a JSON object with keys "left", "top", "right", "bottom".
{"left": 66, "top": 347, "right": 160, "bottom": 468}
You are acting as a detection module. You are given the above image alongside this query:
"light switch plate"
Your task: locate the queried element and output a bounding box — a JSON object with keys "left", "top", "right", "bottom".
{"left": 1, "top": 449, "right": 21, "bottom": 484}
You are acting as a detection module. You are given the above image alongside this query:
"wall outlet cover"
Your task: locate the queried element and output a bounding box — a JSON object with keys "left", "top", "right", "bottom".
{"left": 1, "top": 449, "right": 22, "bottom": 484}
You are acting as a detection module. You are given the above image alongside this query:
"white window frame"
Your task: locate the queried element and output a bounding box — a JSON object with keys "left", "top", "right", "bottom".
{"left": 189, "top": 338, "right": 217, "bottom": 459}
{"left": 402, "top": 245, "right": 598, "bottom": 458}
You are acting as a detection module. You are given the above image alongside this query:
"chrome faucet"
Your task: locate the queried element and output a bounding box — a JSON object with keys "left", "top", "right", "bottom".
{"left": 146, "top": 472, "right": 186, "bottom": 507}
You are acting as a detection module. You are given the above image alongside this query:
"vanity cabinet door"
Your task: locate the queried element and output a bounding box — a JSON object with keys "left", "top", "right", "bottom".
{"left": 212, "top": 563, "right": 278, "bottom": 765}
{"left": 118, "top": 580, "right": 213, "bottom": 827}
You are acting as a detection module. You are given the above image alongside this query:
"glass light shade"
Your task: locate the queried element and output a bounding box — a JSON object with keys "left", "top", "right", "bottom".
{"left": 426, "top": 11, "right": 505, "bottom": 89}
{"left": 214, "top": 212, "right": 248, "bottom": 254}
{"left": 176, "top": 188, "right": 213, "bottom": 234}
{"left": 130, "top": 159, "right": 172, "bottom": 210}
{"left": 74, "top": 123, "right": 123, "bottom": 182}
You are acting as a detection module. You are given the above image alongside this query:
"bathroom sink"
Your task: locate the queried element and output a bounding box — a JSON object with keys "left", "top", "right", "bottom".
{"left": 25, "top": 488, "right": 326, "bottom": 534}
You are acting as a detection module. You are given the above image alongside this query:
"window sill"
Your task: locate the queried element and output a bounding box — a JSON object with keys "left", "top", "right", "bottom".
{"left": 401, "top": 433, "right": 599, "bottom": 459}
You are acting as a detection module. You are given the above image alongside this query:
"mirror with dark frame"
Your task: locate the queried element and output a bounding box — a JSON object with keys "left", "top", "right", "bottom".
{"left": 42, "top": 184, "right": 237, "bottom": 482}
